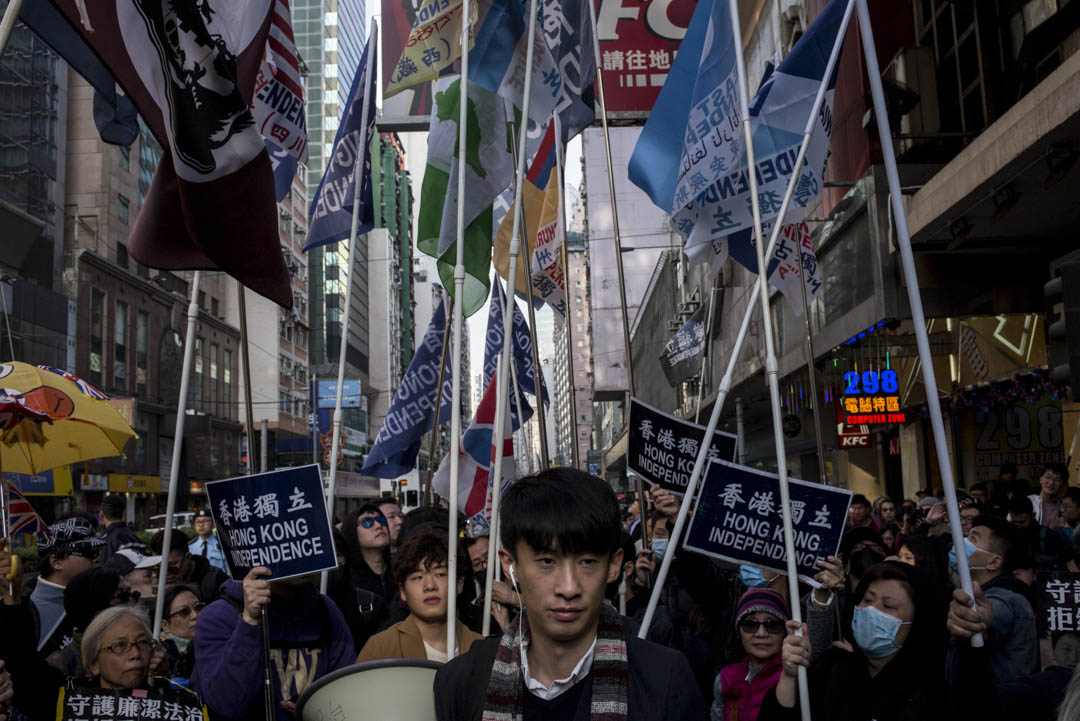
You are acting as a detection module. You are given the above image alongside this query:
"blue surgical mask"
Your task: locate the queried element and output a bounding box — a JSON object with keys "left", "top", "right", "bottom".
{"left": 948, "top": 537, "right": 993, "bottom": 574}
{"left": 651, "top": 538, "right": 669, "bottom": 561}
{"left": 851, "top": 605, "right": 910, "bottom": 658}
{"left": 739, "top": 565, "right": 769, "bottom": 588}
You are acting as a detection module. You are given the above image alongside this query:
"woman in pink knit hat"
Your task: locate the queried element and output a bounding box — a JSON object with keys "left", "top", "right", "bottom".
{"left": 711, "top": 587, "right": 790, "bottom": 721}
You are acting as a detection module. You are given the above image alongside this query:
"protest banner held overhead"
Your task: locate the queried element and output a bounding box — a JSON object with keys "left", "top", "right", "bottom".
{"left": 206, "top": 465, "right": 336, "bottom": 581}
{"left": 683, "top": 459, "right": 852, "bottom": 584}
{"left": 628, "top": 398, "right": 737, "bottom": 495}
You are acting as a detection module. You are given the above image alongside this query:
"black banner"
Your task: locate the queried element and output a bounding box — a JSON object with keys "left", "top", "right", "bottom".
{"left": 628, "top": 397, "right": 738, "bottom": 495}
{"left": 658, "top": 304, "right": 707, "bottom": 387}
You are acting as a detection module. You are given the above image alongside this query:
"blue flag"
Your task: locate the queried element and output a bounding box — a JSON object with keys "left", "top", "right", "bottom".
{"left": 306, "top": 36, "right": 378, "bottom": 251}
{"left": 361, "top": 298, "right": 453, "bottom": 478}
{"left": 483, "top": 281, "right": 550, "bottom": 431}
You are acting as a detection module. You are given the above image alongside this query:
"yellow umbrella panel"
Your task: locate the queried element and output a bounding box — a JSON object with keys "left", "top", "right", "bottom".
{"left": 0, "top": 363, "right": 137, "bottom": 476}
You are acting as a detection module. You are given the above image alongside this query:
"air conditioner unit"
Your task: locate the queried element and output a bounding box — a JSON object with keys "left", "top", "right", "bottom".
{"left": 883, "top": 46, "right": 940, "bottom": 158}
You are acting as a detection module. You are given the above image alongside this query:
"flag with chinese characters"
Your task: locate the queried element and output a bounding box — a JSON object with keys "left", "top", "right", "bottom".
{"left": 493, "top": 120, "right": 566, "bottom": 318}
{"left": 252, "top": 0, "right": 308, "bottom": 201}
{"left": 22, "top": 0, "right": 295, "bottom": 309}
{"left": 384, "top": 0, "right": 477, "bottom": 99}
{"left": 658, "top": 303, "right": 707, "bottom": 387}
{"left": 540, "top": 0, "right": 596, "bottom": 143}
{"left": 417, "top": 78, "right": 513, "bottom": 317}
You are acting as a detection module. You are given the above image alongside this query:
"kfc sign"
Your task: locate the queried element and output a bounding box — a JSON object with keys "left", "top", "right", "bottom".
{"left": 594, "top": 0, "right": 695, "bottom": 113}
{"left": 838, "top": 422, "right": 870, "bottom": 448}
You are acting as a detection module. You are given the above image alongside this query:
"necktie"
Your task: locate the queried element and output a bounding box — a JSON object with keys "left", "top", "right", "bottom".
{"left": 200, "top": 539, "right": 207, "bottom": 557}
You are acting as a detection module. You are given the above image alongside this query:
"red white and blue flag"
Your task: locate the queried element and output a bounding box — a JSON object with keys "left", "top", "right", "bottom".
{"left": 5, "top": 482, "right": 50, "bottom": 540}
{"left": 432, "top": 362, "right": 515, "bottom": 529}
{"left": 253, "top": 0, "right": 308, "bottom": 201}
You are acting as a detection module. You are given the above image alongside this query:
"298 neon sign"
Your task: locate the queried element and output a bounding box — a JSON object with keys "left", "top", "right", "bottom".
{"left": 843, "top": 370, "right": 899, "bottom": 395}
{"left": 842, "top": 370, "right": 905, "bottom": 425}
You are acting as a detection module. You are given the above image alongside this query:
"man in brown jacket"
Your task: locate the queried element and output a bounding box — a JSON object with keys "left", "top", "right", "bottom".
{"left": 357, "top": 528, "right": 482, "bottom": 663}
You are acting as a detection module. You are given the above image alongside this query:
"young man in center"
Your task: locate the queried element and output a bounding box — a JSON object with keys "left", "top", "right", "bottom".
{"left": 434, "top": 468, "right": 707, "bottom": 721}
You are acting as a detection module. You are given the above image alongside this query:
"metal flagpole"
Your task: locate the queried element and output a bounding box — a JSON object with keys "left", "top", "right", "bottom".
{"left": 152, "top": 271, "right": 201, "bottom": 647}
{"left": 481, "top": 0, "right": 543, "bottom": 637}
{"left": 794, "top": 236, "right": 829, "bottom": 484}
{"left": 237, "top": 283, "right": 258, "bottom": 476}
{"left": 422, "top": 310, "right": 451, "bottom": 506}
{"left": 311, "top": 373, "right": 319, "bottom": 466}
{"left": 696, "top": 282, "right": 718, "bottom": 424}
{"left": 321, "top": 19, "right": 377, "bottom": 595}
{"left": 552, "top": 113, "right": 580, "bottom": 469}
{"left": 854, "top": 0, "right": 983, "bottom": 646}
{"left": 640, "top": 0, "right": 855, "bottom": 670}
{"left": 0, "top": 0, "right": 24, "bottom": 59}
{"left": 586, "top": 0, "right": 647, "bottom": 553}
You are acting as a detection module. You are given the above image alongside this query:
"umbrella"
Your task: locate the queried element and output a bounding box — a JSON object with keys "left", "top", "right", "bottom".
{"left": 0, "top": 362, "right": 137, "bottom": 476}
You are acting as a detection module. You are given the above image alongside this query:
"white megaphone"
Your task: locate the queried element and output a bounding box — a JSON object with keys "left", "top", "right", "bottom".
{"left": 296, "top": 659, "right": 441, "bottom": 721}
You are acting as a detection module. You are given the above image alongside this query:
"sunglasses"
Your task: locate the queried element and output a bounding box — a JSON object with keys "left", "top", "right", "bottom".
{"left": 359, "top": 516, "right": 388, "bottom": 529}
{"left": 737, "top": 617, "right": 786, "bottom": 635}
{"left": 168, "top": 602, "right": 205, "bottom": 620}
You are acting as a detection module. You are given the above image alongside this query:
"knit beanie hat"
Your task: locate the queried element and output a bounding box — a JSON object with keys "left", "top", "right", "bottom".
{"left": 735, "top": 588, "right": 790, "bottom": 626}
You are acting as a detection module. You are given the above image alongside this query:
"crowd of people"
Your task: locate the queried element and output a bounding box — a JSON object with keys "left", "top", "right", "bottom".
{"left": 1, "top": 463, "right": 1079, "bottom": 720}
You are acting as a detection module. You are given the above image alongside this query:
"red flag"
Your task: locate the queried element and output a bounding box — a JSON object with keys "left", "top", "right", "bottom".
{"left": 30, "top": 1, "right": 292, "bottom": 308}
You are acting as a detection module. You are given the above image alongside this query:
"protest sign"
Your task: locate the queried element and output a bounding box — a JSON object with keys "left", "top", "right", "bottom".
{"left": 628, "top": 397, "right": 737, "bottom": 495}
{"left": 206, "top": 465, "right": 336, "bottom": 581}
{"left": 683, "top": 459, "right": 852, "bottom": 584}
{"left": 1038, "top": 571, "right": 1080, "bottom": 636}
{"left": 59, "top": 683, "right": 205, "bottom": 721}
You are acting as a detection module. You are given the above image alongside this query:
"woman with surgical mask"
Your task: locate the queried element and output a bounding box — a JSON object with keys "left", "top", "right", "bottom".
{"left": 758, "top": 562, "right": 950, "bottom": 721}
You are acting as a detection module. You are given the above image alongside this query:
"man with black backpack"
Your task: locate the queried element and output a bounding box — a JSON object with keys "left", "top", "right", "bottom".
{"left": 190, "top": 567, "right": 354, "bottom": 721}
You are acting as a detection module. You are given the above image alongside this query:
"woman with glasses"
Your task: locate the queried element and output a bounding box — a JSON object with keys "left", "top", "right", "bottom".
{"left": 327, "top": 503, "right": 397, "bottom": 652}
{"left": 711, "top": 589, "right": 789, "bottom": 721}
{"left": 160, "top": 585, "right": 203, "bottom": 683}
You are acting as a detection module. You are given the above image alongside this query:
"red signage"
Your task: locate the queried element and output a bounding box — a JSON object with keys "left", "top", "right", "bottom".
{"left": 594, "top": 0, "right": 695, "bottom": 114}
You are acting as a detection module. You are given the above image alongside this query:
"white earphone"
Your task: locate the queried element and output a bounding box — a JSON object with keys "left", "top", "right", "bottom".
{"left": 508, "top": 563, "right": 519, "bottom": 591}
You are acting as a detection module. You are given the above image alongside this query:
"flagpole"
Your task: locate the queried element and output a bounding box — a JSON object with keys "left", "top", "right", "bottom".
{"left": 237, "top": 283, "right": 258, "bottom": 477}
{"left": 586, "top": 0, "right": 648, "bottom": 553}
{"left": 152, "top": 271, "right": 201, "bottom": 651}
{"left": 422, "top": 309, "right": 451, "bottom": 506}
{"left": 640, "top": 0, "right": 855, "bottom": 666}
{"left": 481, "top": 0, "right": 543, "bottom": 638}
{"left": 321, "top": 19, "right": 377, "bottom": 595}
{"left": 695, "top": 282, "right": 718, "bottom": 424}
{"left": 794, "top": 236, "right": 829, "bottom": 484}
{"left": 854, "top": 0, "right": 982, "bottom": 646}
{"left": 553, "top": 113, "right": 580, "bottom": 469}
{"left": 0, "top": 0, "right": 24, "bottom": 59}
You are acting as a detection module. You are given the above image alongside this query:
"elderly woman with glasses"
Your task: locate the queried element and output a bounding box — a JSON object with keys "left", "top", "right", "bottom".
{"left": 80, "top": 606, "right": 163, "bottom": 690}
{"left": 711, "top": 588, "right": 791, "bottom": 721}
{"left": 160, "top": 585, "right": 204, "bottom": 682}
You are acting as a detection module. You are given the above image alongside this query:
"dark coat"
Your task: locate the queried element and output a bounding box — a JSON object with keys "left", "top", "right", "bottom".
{"left": 433, "top": 623, "right": 708, "bottom": 721}
{"left": 100, "top": 521, "right": 143, "bottom": 564}
{"left": 327, "top": 509, "right": 397, "bottom": 651}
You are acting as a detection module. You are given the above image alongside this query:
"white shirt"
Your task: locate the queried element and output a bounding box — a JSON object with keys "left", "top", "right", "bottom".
{"left": 521, "top": 637, "right": 597, "bottom": 701}
{"left": 423, "top": 640, "right": 456, "bottom": 663}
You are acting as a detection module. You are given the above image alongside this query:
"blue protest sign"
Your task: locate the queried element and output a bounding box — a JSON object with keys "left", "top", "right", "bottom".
{"left": 628, "top": 397, "right": 738, "bottom": 495}
{"left": 205, "top": 465, "right": 336, "bottom": 581}
{"left": 683, "top": 459, "right": 852, "bottom": 583}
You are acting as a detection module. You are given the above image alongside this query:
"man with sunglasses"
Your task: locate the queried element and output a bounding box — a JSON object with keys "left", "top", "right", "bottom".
{"left": 151, "top": 528, "right": 228, "bottom": 604}
{"left": 30, "top": 517, "right": 105, "bottom": 655}
{"left": 328, "top": 503, "right": 398, "bottom": 651}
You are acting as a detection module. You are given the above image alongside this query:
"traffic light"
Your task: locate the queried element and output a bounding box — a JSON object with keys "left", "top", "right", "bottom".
{"left": 1045, "top": 262, "right": 1080, "bottom": 401}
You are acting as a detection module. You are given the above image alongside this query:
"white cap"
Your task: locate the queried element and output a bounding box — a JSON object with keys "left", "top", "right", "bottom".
{"left": 115, "top": 548, "right": 162, "bottom": 569}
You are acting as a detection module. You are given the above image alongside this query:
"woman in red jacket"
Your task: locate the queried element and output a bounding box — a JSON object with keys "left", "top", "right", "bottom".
{"left": 712, "top": 589, "right": 789, "bottom": 721}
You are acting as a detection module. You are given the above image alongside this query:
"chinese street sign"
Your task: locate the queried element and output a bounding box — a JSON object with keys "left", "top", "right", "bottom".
{"left": 627, "top": 397, "right": 737, "bottom": 495}
{"left": 205, "top": 465, "right": 336, "bottom": 581}
{"left": 683, "top": 459, "right": 852, "bottom": 584}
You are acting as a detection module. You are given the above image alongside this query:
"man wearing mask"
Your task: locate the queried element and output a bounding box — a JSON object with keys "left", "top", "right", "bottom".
{"left": 435, "top": 469, "right": 706, "bottom": 720}
{"left": 99, "top": 495, "right": 142, "bottom": 565}
{"left": 947, "top": 515, "right": 1036, "bottom": 684}
{"left": 188, "top": 509, "right": 227, "bottom": 573}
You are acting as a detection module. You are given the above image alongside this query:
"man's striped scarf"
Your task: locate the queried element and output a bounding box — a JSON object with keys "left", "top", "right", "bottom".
{"left": 481, "top": 603, "right": 629, "bottom": 721}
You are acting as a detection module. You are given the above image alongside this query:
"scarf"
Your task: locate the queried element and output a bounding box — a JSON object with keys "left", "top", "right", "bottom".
{"left": 162, "top": 632, "right": 191, "bottom": 653}
{"left": 482, "top": 603, "right": 628, "bottom": 721}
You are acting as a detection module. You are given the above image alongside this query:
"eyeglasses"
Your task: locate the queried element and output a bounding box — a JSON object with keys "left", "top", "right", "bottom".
{"left": 359, "top": 516, "right": 388, "bottom": 529}
{"left": 737, "top": 618, "right": 786, "bottom": 635}
{"left": 104, "top": 638, "right": 153, "bottom": 656}
{"left": 168, "top": 602, "right": 205, "bottom": 620}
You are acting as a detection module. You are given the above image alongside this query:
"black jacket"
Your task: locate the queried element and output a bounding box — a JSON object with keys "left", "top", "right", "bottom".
{"left": 327, "top": 509, "right": 397, "bottom": 651}
{"left": 100, "top": 521, "right": 143, "bottom": 564}
{"left": 433, "top": 623, "right": 708, "bottom": 721}
{"left": 183, "top": 553, "right": 228, "bottom": 604}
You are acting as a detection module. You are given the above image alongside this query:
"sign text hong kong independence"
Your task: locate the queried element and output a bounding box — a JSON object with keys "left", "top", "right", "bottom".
{"left": 628, "top": 397, "right": 738, "bottom": 495}
{"left": 206, "top": 464, "right": 337, "bottom": 581}
{"left": 684, "top": 459, "right": 852, "bottom": 584}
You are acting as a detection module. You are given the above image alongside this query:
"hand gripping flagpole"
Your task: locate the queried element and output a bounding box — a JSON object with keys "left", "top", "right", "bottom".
{"left": 855, "top": 0, "right": 982, "bottom": 646}
{"left": 640, "top": 2, "right": 856, "bottom": 703}
{"left": 152, "top": 271, "right": 201, "bottom": 654}
{"left": 321, "top": 19, "right": 377, "bottom": 595}
{"left": 481, "top": 0, "right": 543, "bottom": 637}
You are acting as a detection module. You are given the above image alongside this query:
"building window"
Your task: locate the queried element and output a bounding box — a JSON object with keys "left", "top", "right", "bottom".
{"left": 114, "top": 301, "right": 128, "bottom": 391}
{"left": 211, "top": 297, "right": 219, "bottom": 317}
{"left": 224, "top": 349, "right": 233, "bottom": 418}
{"left": 210, "top": 343, "right": 219, "bottom": 413}
{"left": 192, "top": 337, "right": 204, "bottom": 408}
{"left": 116, "top": 242, "right": 129, "bottom": 269}
{"left": 117, "top": 195, "right": 130, "bottom": 225}
{"left": 198, "top": 290, "right": 206, "bottom": 310}
{"left": 118, "top": 146, "right": 130, "bottom": 171}
{"left": 136, "top": 311, "right": 148, "bottom": 395}
{"left": 89, "top": 290, "right": 105, "bottom": 386}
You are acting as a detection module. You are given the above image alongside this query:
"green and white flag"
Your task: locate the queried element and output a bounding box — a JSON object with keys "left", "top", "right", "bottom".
{"left": 418, "top": 77, "right": 512, "bottom": 317}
